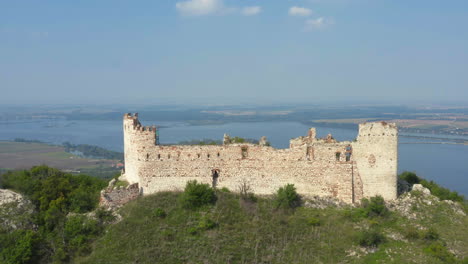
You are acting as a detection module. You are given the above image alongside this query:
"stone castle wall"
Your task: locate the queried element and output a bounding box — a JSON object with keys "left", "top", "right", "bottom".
{"left": 121, "top": 113, "right": 398, "bottom": 203}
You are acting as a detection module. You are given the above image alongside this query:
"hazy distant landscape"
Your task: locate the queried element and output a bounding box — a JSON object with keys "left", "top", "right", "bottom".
{"left": 2, "top": 103, "right": 468, "bottom": 135}
{"left": 1, "top": 103, "right": 467, "bottom": 195}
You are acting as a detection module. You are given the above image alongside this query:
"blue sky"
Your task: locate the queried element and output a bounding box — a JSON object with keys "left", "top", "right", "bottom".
{"left": 1, "top": 0, "right": 467, "bottom": 105}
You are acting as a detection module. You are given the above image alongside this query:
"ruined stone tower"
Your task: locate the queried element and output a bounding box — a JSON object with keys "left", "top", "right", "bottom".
{"left": 121, "top": 113, "right": 398, "bottom": 203}
{"left": 353, "top": 122, "right": 398, "bottom": 200}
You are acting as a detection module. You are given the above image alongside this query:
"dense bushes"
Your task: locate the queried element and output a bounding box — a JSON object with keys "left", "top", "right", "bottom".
{"left": 358, "top": 228, "right": 386, "bottom": 248}
{"left": 343, "top": 195, "right": 390, "bottom": 222}
{"left": 0, "top": 229, "right": 39, "bottom": 264}
{"left": 399, "top": 171, "right": 421, "bottom": 185}
{"left": 399, "top": 171, "right": 465, "bottom": 203}
{"left": 153, "top": 208, "right": 167, "bottom": 218}
{"left": 274, "top": 184, "right": 301, "bottom": 209}
{"left": 1, "top": 166, "right": 106, "bottom": 221}
{"left": 179, "top": 180, "right": 217, "bottom": 209}
{"left": 0, "top": 166, "right": 108, "bottom": 263}
{"left": 424, "top": 242, "right": 457, "bottom": 263}
{"left": 419, "top": 180, "right": 465, "bottom": 203}
{"left": 361, "top": 196, "right": 389, "bottom": 218}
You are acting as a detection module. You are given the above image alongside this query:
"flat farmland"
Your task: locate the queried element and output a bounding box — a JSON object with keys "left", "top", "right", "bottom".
{"left": 0, "top": 141, "right": 119, "bottom": 171}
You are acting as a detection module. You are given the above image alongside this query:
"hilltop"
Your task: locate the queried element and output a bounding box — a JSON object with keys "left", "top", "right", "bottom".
{"left": 1, "top": 167, "right": 467, "bottom": 264}
{"left": 79, "top": 183, "right": 467, "bottom": 264}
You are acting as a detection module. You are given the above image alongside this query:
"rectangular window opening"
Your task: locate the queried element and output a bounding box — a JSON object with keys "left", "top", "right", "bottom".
{"left": 241, "top": 147, "right": 248, "bottom": 159}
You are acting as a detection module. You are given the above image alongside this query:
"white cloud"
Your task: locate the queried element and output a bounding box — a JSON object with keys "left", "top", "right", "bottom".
{"left": 175, "top": 0, "right": 224, "bottom": 16}
{"left": 289, "top": 6, "right": 312, "bottom": 17}
{"left": 241, "top": 6, "right": 261, "bottom": 16}
{"left": 304, "top": 17, "right": 334, "bottom": 31}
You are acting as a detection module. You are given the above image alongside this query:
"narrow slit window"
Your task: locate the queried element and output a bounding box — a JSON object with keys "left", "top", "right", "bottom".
{"left": 345, "top": 145, "right": 352, "bottom": 162}
{"left": 346, "top": 153, "right": 351, "bottom": 162}
{"left": 335, "top": 152, "right": 340, "bottom": 161}
{"left": 241, "top": 147, "right": 248, "bottom": 159}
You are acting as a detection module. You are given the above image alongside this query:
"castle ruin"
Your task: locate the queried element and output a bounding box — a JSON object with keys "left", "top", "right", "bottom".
{"left": 120, "top": 113, "right": 398, "bottom": 203}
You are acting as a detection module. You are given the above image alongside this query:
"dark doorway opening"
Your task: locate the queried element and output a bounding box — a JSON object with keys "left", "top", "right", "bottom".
{"left": 212, "top": 169, "right": 219, "bottom": 188}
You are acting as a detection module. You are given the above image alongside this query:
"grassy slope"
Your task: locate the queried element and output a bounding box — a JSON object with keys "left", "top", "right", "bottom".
{"left": 78, "top": 191, "right": 467, "bottom": 264}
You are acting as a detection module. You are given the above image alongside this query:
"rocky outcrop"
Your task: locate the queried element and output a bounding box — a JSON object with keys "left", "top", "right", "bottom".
{"left": 388, "top": 184, "right": 466, "bottom": 219}
{"left": 0, "top": 189, "right": 36, "bottom": 231}
{"left": 0, "top": 189, "right": 25, "bottom": 206}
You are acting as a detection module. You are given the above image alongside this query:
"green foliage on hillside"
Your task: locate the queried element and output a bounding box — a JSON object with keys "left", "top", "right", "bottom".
{"left": 361, "top": 196, "right": 390, "bottom": 218}
{"left": 1, "top": 168, "right": 467, "bottom": 264}
{"left": 399, "top": 171, "right": 466, "bottom": 203}
{"left": 178, "top": 180, "right": 217, "bottom": 209}
{"left": 274, "top": 184, "right": 301, "bottom": 209}
{"left": 79, "top": 190, "right": 467, "bottom": 264}
{"left": 0, "top": 166, "right": 108, "bottom": 263}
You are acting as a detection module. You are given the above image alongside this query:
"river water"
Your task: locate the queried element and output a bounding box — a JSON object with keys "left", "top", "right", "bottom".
{"left": 1, "top": 119, "right": 467, "bottom": 195}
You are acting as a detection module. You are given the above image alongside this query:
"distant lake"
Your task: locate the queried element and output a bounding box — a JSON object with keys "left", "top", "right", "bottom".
{"left": 1, "top": 119, "right": 467, "bottom": 196}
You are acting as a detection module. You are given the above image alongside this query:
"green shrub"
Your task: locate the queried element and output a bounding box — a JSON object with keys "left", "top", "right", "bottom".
{"left": 423, "top": 227, "right": 440, "bottom": 241}
{"left": 399, "top": 171, "right": 421, "bottom": 185}
{"left": 114, "top": 180, "right": 129, "bottom": 188}
{"left": 153, "top": 208, "right": 167, "bottom": 218}
{"left": 424, "top": 242, "right": 456, "bottom": 263}
{"left": 361, "top": 196, "right": 389, "bottom": 218}
{"left": 220, "top": 187, "right": 230, "bottom": 193}
{"left": 95, "top": 208, "right": 116, "bottom": 224}
{"left": 0, "top": 166, "right": 107, "bottom": 263}
{"left": 358, "top": 229, "right": 386, "bottom": 248}
{"left": 343, "top": 208, "right": 366, "bottom": 222}
{"left": 274, "top": 184, "right": 301, "bottom": 209}
{"left": 307, "top": 217, "right": 321, "bottom": 227}
{"left": 399, "top": 171, "right": 466, "bottom": 203}
{"left": 245, "top": 192, "right": 258, "bottom": 202}
{"left": 0, "top": 230, "right": 39, "bottom": 264}
{"left": 64, "top": 215, "right": 101, "bottom": 256}
{"left": 403, "top": 227, "right": 421, "bottom": 240}
{"left": 231, "top": 137, "right": 246, "bottom": 143}
{"left": 198, "top": 217, "right": 217, "bottom": 230}
{"left": 179, "top": 180, "right": 217, "bottom": 209}
{"left": 188, "top": 227, "right": 198, "bottom": 235}
{"left": 420, "top": 179, "right": 465, "bottom": 203}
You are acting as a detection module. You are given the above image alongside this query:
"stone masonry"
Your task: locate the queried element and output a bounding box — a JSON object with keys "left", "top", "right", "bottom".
{"left": 120, "top": 113, "right": 398, "bottom": 203}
